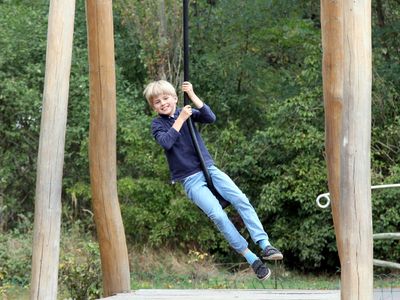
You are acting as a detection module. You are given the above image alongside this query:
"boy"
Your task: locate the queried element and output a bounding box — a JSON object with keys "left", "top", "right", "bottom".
{"left": 144, "top": 80, "right": 283, "bottom": 280}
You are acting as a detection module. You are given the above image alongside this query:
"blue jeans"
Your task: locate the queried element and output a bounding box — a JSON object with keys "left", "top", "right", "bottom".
{"left": 182, "top": 165, "right": 269, "bottom": 253}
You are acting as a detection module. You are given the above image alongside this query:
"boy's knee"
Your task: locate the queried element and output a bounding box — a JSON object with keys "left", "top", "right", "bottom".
{"left": 233, "top": 193, "right": 250, "bottom": 205}
{"left": 208, "top": 209, "right": 227, "bottom": 224}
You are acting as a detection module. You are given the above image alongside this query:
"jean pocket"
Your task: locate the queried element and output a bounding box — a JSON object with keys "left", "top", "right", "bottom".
{"left": 182, "top": 171, "right": 201, "bottom": 185}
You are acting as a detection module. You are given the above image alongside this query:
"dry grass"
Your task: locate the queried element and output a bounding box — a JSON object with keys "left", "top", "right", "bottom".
{"left": 129, "top": 246, "right": 221, "bottom": 278}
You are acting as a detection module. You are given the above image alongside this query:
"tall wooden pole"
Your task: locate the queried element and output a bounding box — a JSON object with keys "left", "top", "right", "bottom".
{"left": 321, "top": 0, "right": 344, "bottom": 257}
{"left": 340, "top": 0, "right": 373, "bottom": 298}
{"left": 30, "top": 1, "right": 75, "bottom": 299}
{"left": 321, "top": 0, "right": 373, "bottom": 299}
{"left": 86, "top": 0, "right": 131, "bottom": 296}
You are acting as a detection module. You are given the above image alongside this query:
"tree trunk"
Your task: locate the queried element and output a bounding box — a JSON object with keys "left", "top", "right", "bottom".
{"left": 376, "top": 0, "right": 385, "bottom": 27}
{"left": 158, "top": 0, "right": 167, "bottom": 79}
{"left": 30, "top": 1, "right": 75, "bottom": 299}
{"left": 86, "top": 0, "right": 131, "bottom": 296}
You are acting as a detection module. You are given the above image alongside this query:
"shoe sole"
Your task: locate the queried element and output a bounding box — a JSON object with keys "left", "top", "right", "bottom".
{"left": 259, "top": 269, "right": 272, "bottom": 281}
{"left": 263, "top": 253, "right": 283, "bottom": 260}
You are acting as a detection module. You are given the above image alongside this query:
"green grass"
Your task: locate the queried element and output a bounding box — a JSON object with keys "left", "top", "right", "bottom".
{"left": 130, "top": 270, "right": 340, "bottom": 290}
{"left": 0, "top": 285, "right": 29, "bottom": 300}
{"left": 129, "top": 270, "right": 400, "bottom": 291}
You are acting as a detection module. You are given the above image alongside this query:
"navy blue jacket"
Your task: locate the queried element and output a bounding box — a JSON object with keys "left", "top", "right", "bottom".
{"left": 151, "top": 104, "right": 216, "bottom": 182}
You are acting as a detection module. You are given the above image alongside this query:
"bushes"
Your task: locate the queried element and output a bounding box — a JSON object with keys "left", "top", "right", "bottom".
{"left": 1, "top": 0, "right": 400, "bottom": 275}
{"left": 119, "top": 177, "right": 225, "bottom": 252}
{"left": 372, "top": 165, "right": 400, "bottom": 266}
{"left": 59, "top": 232, "right": 102, "bottom": 300}
{"left": 0, "top": 1, "right": 47, "bottom": 231}
{"left": 0, "top": 224, "right": 102, "bottom": 299}
{"left": 0, "top": 229, "right": 32, "bottom": 287}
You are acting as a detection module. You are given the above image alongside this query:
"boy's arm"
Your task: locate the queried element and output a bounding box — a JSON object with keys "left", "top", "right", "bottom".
{"left": 191, "top": 105, "right": 216, "bottom": 123}
{"left": 152, "top": 106, "right": 192, "bottom": 150}
{"left": 152, "top": 120, "right": 180, "bottom": 151}
{"left": 182, "top": 82, "right": 216, "bottom": 123}
{"left": 182, "top": 82, "right": 203, "bottom": 109}
{"left": 172, "top": 105, "right": 192, "bottom": 132}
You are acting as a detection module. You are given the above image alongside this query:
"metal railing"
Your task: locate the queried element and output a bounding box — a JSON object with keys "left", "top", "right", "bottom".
{"left": 316, "top": 183, "right": 400, "bottom": 270}
{"left": 316, "top": 183, "right": 400, "bottom": 209}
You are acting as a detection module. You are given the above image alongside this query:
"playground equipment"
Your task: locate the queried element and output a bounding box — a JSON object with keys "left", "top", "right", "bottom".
{"left": 86, "top": 0, "right": 130, "bottom": 295}
{"left": 316, "top": 185, "right": 400, "bottom": 271}
{"left": 30, "top": 0, "right": 130, "bottom": 299}
{"left": 30, "top": 1, "right": 76, "bottom": 299}
{"left": 321, "top": 0, "right": 373, "bottom": 299}
{"left": 316, "top": 184, "right": 400, "bottom": 209}
{"left": 30, "top": 0, "right": 376, "bottom": 299}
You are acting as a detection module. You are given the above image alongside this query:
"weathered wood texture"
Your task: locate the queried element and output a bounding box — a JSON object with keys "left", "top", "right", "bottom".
{"left": 340, "top": 1, "right": 373, "bottom": 299}
{"left": 100, "top": 289, "right": 400, "bottom": 300}
{"left": 321, "top": 0, "right": 373, "bottom": 299}
{"left": 30, "top": 1, "right": 75, "bottom": 299}
{"left": 100, "top": 289, "right": 341, "bottom": 300}
{"left": 86, "top": 0, "right": 130, "bottom": 296}
{"left": 321, "top": 0, "right": 344, "bottom": 257}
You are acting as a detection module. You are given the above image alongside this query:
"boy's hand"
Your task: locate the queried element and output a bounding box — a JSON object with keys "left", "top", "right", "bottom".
{"left": 172, "top": 105, "right": 192, "bottom": 133}
{"left": 178, "top": 105, "right": 192, "bottom": 121}
{"left": 182, "top": 81, "right": 204, "bottom": 109}
{"left": 182, "top": 81, "right": 194, "bottom": 96}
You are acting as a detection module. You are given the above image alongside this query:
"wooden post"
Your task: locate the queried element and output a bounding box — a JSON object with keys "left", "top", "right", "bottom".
{"left": 341, "top": 1, "right": 373, "bottom": 298}
{"left": 86, "top": 0, "right": 131, "bottom": 296}
{"left": 30, "top": 1, "right": 76, "bottom": 299}
{"left": 321, "top": 0, "right": 344, "bottom": 256}
{"left": 321, "top": 0, "right": 373, "bottom": 299}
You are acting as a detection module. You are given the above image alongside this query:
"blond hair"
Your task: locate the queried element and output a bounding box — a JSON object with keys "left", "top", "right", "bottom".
{"left": 143, "top": 80, "right": 177, "bottom": 107}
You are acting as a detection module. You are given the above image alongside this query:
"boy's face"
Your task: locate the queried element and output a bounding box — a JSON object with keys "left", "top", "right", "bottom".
{"left": 152, "top": 94, "right": 178, "bottom": 117}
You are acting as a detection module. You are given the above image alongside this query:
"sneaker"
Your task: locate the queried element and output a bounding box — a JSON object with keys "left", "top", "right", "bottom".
{"left": 262, "top": 245, "right": 283, "bottom": 260}
{"left": 251, "top": 259, "right": 271, "bottom": 281}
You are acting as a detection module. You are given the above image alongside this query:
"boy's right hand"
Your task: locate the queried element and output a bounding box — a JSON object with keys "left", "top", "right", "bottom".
{"left": 179, "top": 105, "right": 192, "bottom": 121}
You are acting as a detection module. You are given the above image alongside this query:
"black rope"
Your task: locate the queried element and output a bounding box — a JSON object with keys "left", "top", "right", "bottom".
{"left": 183, "top": 0, "right": 230, "bottom": 209}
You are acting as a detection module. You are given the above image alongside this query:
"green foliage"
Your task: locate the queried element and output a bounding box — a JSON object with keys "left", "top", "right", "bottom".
{"left": 115, "top": 0, "right": 183, "bottom": 84}
{"left": 0, "top": 229, "right": 32, "bottom": 287}
{"left": 1, "top": 0, "right": 400, "bottom": 275}
{"left": 371, "top": 0, "right": 400, "bottom": 176}
{"left": 0, "top": 224, "right": 103, "bottom": 299}
{"left": 372, "top": 164, "right": 400, "bottom": 265}
{"left": 59, "top": 236, "right": 102, "bottom": 300}
{"left": 64, "top": 181, "right": 93, "bottom": 227}
{"left": 189, "top": 0, "right": 321, "bottom": 131}
{"left": 0, "top": 1, "right": 47, "bottom": 230}
{"left": 119, "top": 177, "right": 224, "bottom": 251}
